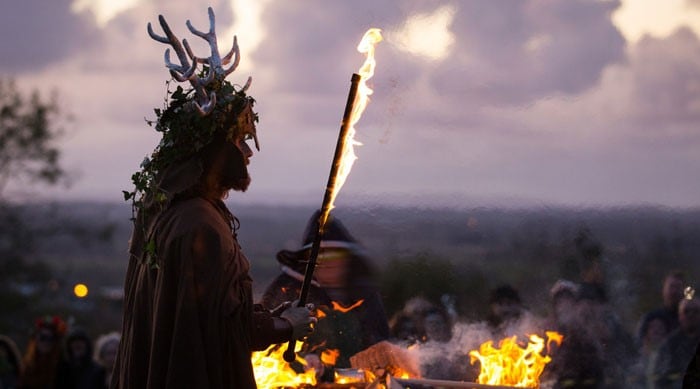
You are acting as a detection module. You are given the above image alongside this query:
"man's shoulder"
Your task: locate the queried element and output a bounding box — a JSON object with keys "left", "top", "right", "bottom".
{"left": 163, "top": 198, "right": 230, "bottom": 233}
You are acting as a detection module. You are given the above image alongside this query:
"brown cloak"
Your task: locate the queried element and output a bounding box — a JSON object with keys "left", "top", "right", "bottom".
{"left": 112, "top": 197, "right": 284, "bottom": 389}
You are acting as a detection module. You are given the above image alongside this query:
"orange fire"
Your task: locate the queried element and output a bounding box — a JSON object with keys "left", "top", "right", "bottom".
{"left": 252, "top": 344, "right": 317, "bottom": 389}
{"left": 321, "top": 348, "right": 340, "bottom": 365}
{"left": 321, "top": 28, "right": 383, "bottom": 227}
{"left": 331, "top": 299, "right": 365, "bottom": 313}
{"left": 468, "top": 332, "right": 563, "bottom": 388}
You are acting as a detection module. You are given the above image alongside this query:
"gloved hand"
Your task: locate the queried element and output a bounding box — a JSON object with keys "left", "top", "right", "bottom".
{"left": 271, "top": 301, "right": 293, "bottom": 317}
{"left": 280, "top": 302, "right": 317, "bottom": 341}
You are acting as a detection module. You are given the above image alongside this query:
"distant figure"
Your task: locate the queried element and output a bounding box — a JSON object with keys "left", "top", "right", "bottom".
{"left": 55, "top": 328, "right": 106, "bottom": 389}
{"left": 261, "top": 211, "right": 390, "bottom": 372}
{"left": 18, "top": 315, "right": 67, "bottom": 389}
{"left": 93, "top": 332, "right": 119, "bottom": 388}
{"left": 629, "top": 310, "right": 673, "bottom": 388}
{"left": 576, "top": 282, "right": 637, "bottom": 389}
{"left": 638, "top": 271, "right": 686, "bottom": 342}
{"left": 485, "top": 284, "right": 534, "bottom": 337}
{"left": 654, "top": 296, "right": 700, "bottom": 389}
{"left": 543, "top": 280, "right": 605, "bottom": 389}
{"left": 0, "top": 334, "right": 22, "bottom": 389}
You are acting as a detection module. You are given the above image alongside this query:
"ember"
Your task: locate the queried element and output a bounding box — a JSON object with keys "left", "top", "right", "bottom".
{"left": 331, "top": 299, "right": 365, "bottom": 313}
{"left": 468, "top": 332, "right": 563, "bottom": 388}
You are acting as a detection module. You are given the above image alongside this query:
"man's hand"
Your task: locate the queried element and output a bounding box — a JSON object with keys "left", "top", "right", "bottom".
{"left": 280, "top": 302, "right": 317, "bottom": 341}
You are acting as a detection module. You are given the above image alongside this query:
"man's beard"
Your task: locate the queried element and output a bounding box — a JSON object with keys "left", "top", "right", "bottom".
{"left": 220, "top": 145, "right": 251, "bottom": 192}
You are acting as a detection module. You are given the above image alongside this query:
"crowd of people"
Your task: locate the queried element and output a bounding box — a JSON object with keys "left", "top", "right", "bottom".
{"left": 380, "top": 271, "right": 699, "bottom": 389}
{"left": 0, "top": 219, "right": 697, "bottom": 389}
{"left": 0, "top": 317, "right": 119, "bottom": 389}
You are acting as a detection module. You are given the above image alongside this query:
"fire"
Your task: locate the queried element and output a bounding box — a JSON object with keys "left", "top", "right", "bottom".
{"left": 321, "top": 348, "right": 340, "bottom": 365}
{"left": 468, "top": 332, "right": 563, "bottom": 388}
{"left": 322, "top": 28, "right": 383, "bottom": 226}
{"left": 331, "top": 299, "right": 365, "bottom": 313}
{"left": 252, "top": 344, "right": 317, "bottom": 389}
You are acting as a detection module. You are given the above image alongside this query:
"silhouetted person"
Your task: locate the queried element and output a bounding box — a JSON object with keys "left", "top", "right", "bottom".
{"left": 55, "top": 328, "right": 106, "bottom": 389}
{"left": 261, "top": 211, "right": 390, "bottom": 373}
{"left": 638, "top": 271, "right": 686, "bottom": 343}
{"left": 576, "top": 282, "right": 637, "bottom": 389}
{"left": 93, "top": 333, "right": 119, "bottom": 389}
{"left": 654, "top": 297, "right": 700, "bottom": 389}
{"left": 485, "top": 284, "right": 536, "bottom": 338}
{"left": 543, "top": 280, "right": 605, "bottom": 389}
{"left": 18, "top": 315, "right": 67, "bottom": 389}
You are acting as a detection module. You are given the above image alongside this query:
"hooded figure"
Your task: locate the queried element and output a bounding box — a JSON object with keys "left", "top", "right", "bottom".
{"left": 55, "top": 328, "right": 106, "bottom": 389}
{"left": 112, "top": 8, "right": 316, "bottom": 389}
{"left": 261, "top": 211, "right": 390, "bottom": 374}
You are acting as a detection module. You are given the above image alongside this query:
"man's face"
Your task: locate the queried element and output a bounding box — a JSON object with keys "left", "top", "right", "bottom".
{"left": 213, "top": 132, "right": 255, "bottom": 193}
{"left": 35, "top": 329, "right": 56, "bottom": 354}
{"left": 69, "top": 339, "right": 88, "bottom": 360}
{"left": 662, "top": 275, "right": 685, "bottom": 308}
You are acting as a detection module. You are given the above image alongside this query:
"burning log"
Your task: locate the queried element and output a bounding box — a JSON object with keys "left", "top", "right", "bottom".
{"left": 391, "top": 377, "right": 519, "bottom": 389}
{"left": 349, "top": 341, "right": 420, "bottom": 379}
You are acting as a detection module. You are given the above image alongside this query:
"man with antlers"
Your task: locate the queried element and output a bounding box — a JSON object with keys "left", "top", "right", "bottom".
{"left": 112, "top": 8, "right": 316, "bottom": 389}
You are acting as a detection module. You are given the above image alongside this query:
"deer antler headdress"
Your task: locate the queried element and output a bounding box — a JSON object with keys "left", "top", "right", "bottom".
{"left": 125, "top": 7, "right": 258, "bottom": 237}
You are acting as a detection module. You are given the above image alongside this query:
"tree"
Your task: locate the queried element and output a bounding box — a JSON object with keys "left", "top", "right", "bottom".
{"left": 0, "top": 78, "right": 66, "bottom": 199}
{"left": 0, "top": 78, "right": 68, "bottom": 337}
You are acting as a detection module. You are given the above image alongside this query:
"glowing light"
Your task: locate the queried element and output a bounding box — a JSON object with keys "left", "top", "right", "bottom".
{"left": 469, "top": 332, "right": 563, "bottom": 388}
{"left": 73, "top": 283, "right": 89, "bottom": 298}
{"left": 388, "top": 5, "right": 456, "bottom": 60}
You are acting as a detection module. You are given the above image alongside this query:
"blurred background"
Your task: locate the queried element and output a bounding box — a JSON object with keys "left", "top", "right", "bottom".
{"left": 1, "top": 0, "right": 699, "bottom": 356}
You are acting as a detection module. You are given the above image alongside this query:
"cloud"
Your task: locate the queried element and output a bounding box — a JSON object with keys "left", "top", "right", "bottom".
{"left": 3, "top": 0, "right": 699, "bottom": 207}
{"left": 428, "top": 0, "right": 625, "bottom": 107}
{"left": 0, "top": 0, "right": 101, "bottom": 73}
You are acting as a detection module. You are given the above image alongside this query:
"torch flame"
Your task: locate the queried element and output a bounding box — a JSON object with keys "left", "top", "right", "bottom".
{"left": 468, "top": 332, "right": 563, "bottom": 388}
{"left": 321, "top": 28, "right": 383, "bottom": 227}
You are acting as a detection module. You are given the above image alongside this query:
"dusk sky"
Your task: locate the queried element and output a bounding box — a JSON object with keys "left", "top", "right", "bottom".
{"left": 2, "top": 0, "right": 700, "bottom": 208}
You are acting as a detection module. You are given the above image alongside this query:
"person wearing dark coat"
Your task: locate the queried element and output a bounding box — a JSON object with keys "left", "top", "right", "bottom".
{"left": 654, "top": 297, "right": 700, "bottom": 389}
{"left": 55, "top": 329, "right": 106, "bottom": 389}
{"left": 112, "top": 8, "right": 316, "bottom": 389}
{"left": 261, "top": 211, "right": 390, "bottom": 376}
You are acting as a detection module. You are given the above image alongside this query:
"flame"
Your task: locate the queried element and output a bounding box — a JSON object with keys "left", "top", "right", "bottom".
{"left": 331, "top": 299, "right": 365, "bottom": 313}
{"left": 252, "top": 344, "right": 317, "bottom": 389}
{"left": 322, "top": 28, "right": 383, "bottom": 226}
{"left": 321, "top": 348, "right": 340, "bottom": 365}
{"left": 468, "top": 332, "right": 563, "bottom": 388}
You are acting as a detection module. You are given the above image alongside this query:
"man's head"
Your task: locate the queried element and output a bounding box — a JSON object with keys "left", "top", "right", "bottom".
{"left": 489, "top": 285, "right": 523, "bottom": 324}
{"left": 199, "top": 127, "right": 255, "bottom": 197}
{"left": 662, "top": 271, "right": 685, "bottom": 310}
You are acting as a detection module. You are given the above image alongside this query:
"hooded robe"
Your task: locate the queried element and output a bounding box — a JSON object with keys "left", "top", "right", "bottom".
{"left": 112, "top": 197, "right": 285, "bottom": 389}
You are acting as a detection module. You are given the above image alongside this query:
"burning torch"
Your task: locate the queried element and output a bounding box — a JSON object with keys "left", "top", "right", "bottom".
{"left": 283, "top": 28, "right": 383, "bottom": 362}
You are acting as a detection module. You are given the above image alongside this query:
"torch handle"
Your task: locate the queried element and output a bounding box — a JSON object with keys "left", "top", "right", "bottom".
{"left": 283, "top": 73, "right": 362, "bottom": 363}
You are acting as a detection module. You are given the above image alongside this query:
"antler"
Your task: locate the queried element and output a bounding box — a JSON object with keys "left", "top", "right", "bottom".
{"left": 148, "top": 7, "right": 251, "bottom": 116}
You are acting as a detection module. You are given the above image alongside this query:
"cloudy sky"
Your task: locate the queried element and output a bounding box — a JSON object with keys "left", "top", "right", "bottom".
{"left": 2, "top": 0, "right": 700, "bottom": 208}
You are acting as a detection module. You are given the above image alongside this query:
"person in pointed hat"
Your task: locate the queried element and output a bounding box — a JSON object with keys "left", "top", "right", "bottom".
{"left": 261, "top": 210, "right": 390, "bottom": 379}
